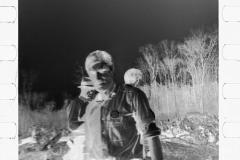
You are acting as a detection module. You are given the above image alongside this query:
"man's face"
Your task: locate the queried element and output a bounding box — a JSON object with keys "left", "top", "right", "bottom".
{"left": 87, "top": 62, "right": 114, "bottom": 93}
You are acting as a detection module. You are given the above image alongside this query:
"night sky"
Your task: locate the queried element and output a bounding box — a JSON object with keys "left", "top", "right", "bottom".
{"left": 19, "top": 0, "right": 218, "bottom": 96}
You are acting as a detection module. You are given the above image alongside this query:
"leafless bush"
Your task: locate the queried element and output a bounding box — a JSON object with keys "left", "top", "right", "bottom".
{"left": 137, "top": 26, "right": 218, "bottom": 119}
{"left": 19, "top": 69, "right": 39, "bottom": 110}
{"left": 72, "top": 62, "right": 84, "bottom": 85}
{"left": 19, "top": 104, "right": 68, "bottom": 138}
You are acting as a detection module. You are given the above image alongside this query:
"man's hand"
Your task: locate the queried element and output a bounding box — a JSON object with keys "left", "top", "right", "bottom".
{"left": 147, "top": 136, "right": 163, "bottom": 160}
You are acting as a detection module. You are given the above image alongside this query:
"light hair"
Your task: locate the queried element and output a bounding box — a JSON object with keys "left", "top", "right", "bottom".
{"left": 85, "top": 50, "right": 114, "bottom": 73}
{"left": 124, "top": 68, "right": 143, "bottom": 85}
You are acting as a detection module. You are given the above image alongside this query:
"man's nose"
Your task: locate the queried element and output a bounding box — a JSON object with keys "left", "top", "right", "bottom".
{"left": 96, "top": 72, "right": 103, "bottom": 80}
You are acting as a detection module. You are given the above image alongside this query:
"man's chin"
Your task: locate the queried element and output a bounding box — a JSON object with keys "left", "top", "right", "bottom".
{"left": 96, "top": 85, "right": 108, "bottom": 93}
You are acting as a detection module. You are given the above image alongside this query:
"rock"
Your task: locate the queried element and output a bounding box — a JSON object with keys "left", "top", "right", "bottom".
{"left": 206, "top": 129, "right": 217, "bottom": 143}
{"left": 19, "top": 137, "right": 36, "bottom": 146}
{"left": 161, "top": 129, "right": 175, "bottom": 138}
{"left": 19, "top": 151, "right": 48, "bottom": 160}
{"left": 19, "top": 139, "right": 70, "bottom": 160}
{"left": 47, "top": 142, "right": 70, "bottom": 159}
{"left": 185, "top": 112, "right": 218, "bottom": 128}
{"left": 181, "top": 113, "right": 219, "bottom": 145}
{"left": 172, "top": 127, "right": 190, "bottom": 138}
{"left": 162, "top": 141, "right": 218, "bottom": 160}
{"left": 178, "top": 135, "right": 200, "bottom": 145}
{"left": 162, "top": 141, "right": 200, "bottom": 160}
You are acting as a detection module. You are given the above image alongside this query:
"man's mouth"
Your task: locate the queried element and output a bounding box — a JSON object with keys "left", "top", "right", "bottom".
{"left": 97, "top": 81, "right": 105, "bottom": 85}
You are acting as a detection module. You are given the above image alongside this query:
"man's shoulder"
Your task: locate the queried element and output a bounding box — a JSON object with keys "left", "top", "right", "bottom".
{"left": 72, "top": 97, "right": 83, "bottom": 102}
{"left": 118, "top": 84, "right": 143, "bottom": 94}
{"left": 69, "top": 97, "right": 87, "bottom": 105}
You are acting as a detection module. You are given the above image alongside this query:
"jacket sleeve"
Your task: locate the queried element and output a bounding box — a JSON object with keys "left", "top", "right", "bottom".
{"left": 132, "top": 89, "right": 161, "bottom": 139}
{"left": 67, "top": 99, "right": 87, "bottom": 131}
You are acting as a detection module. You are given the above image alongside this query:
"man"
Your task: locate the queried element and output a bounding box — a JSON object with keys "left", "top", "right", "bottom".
{"left": 124, "top": 68, "right": 150, "bottom": 158}
{"left": 65, "top": 76, "right": 96, "bottom": 160}
{"left": 84, "top": 50, "right": 163, "bottom": 160}
{"left": 124, "top": 68, "right": 151, "bottom": 101}
{"left": 124, "top": 68, "right": 143, "bottom": 88}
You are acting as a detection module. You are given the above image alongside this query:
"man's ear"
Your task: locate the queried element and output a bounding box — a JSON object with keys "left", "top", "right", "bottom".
{"left": 134, "top": 80, "right": 139, "bottom": 87}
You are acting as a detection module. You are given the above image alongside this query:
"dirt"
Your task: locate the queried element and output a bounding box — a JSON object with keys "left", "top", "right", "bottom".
{"left": 162, "top": 140, "right": 218, "bottom": 160}
{"left": 19, "top": 112, "right": 219, "bottom": 160}
{"left": 19, "top": 142, "right": 70, "bottom": 160}
{"left": 19, "top": 139, "right": 218, "bottom": 160}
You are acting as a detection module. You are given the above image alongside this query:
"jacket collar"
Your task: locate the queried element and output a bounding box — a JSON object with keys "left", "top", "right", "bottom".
{"left": 96, "top": 83, "right": 117, "bottom": 103}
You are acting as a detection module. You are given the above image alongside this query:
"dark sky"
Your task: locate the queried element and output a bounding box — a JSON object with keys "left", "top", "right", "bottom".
{"left": 19, "top": 0, "right": 218, "bottom": 95}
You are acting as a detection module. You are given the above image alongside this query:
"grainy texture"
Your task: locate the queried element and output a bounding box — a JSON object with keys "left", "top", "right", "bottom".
{"left": 19, "top": 113, "right": 218, "bottom": 160}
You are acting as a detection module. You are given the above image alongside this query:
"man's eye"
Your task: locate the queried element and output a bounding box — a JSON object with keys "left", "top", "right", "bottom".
{"left": 88, "top": 70, "right": 95, "bottom": 75}
{"left": 102, "top": 65, "right": 110, "bottom": 70}
{"left": 99, "top": 68, "right": 110, "bottom": 73}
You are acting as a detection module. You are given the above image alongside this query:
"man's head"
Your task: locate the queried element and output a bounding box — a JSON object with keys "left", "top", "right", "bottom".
{"left": 78, "top": 77, "right": 95, "bottom": 100}
{"left": 85, "top": 50, "right": 115, "bottom": 93}
{"left": 124, "top": 68, "right": 143, "bottom": 87}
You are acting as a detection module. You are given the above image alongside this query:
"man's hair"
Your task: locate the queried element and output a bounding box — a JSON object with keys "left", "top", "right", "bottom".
{"left": 124, "top": 68, "right": 143, "bottom": 85}
{"left": 85, "top": 50, "right": 115, "bottom": 74}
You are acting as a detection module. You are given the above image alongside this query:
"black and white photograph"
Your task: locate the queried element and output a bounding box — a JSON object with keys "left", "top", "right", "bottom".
{"left": 18, "top": 0, "right": 219, "bottom": 159}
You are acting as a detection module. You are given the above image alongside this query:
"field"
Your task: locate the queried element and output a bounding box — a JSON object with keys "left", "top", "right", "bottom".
{"left": 141, "top": 82, "right": 218, "bottom": 120}
{"left": 19, "top": 82, "right": 219, "bottom": 160}
{"left": 19, "top": 98, "right": 69, "bottom": 138}
{"left": 19, "top": 26, "right": 219, "bottom": 159}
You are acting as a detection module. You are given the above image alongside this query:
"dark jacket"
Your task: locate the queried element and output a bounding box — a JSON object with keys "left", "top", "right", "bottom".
{"left": 67, "top": 98, "right": 88, "bottom": 131}
{"left": 86, "top": 84, "right": 161, "bottom": 160}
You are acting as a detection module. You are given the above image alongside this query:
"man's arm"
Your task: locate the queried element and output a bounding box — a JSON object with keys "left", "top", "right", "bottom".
{"left": 142, "top": 123, "right": 163, "bottom": 160}
{"left": 132, "top": 88, "right": 163, "bottom": 160}
{"left": 67, "top": 99, "right": 87, "bottom": 132}
{"left": 147, "top": 136, "right": 163, "bottom": 160}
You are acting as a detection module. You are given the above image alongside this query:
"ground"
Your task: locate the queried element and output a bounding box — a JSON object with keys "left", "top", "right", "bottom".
{"left": 19, "top": 112, "right": 218, "bottom": 160}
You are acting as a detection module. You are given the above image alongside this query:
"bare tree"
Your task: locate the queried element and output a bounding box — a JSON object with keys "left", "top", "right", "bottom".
{"left": 159, "top": 40, "right": 181, "bottom": 117}
{"left": 72, "top": 62, "right": 84, "bottom": 86}
{"left": 159, "top": 40, "right": 179, "bottom": 85}
{"left": 136, "top": 57, "right": 150, "bottom": 84}
{"left": 178, "top": 26, "right": 218, "bottom": 113}
{"left": 138, "top": 44, "right": 165, "bottom": 104}
{"left": 139, "top": 44, "right": 161, "bottom": 85}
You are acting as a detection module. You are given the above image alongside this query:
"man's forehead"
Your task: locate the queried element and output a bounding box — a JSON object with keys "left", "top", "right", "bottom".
{"left": 87, "top": 55, "right": 101, "bottom": 62}
{"left": 86, "top": 56, "right": 101, "bottom": 68}
{"left": 80, "top": 86, "right": 94, "bottom": 89}
{"left": 88, "top": 61, "right": 109, "bottom": 71}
